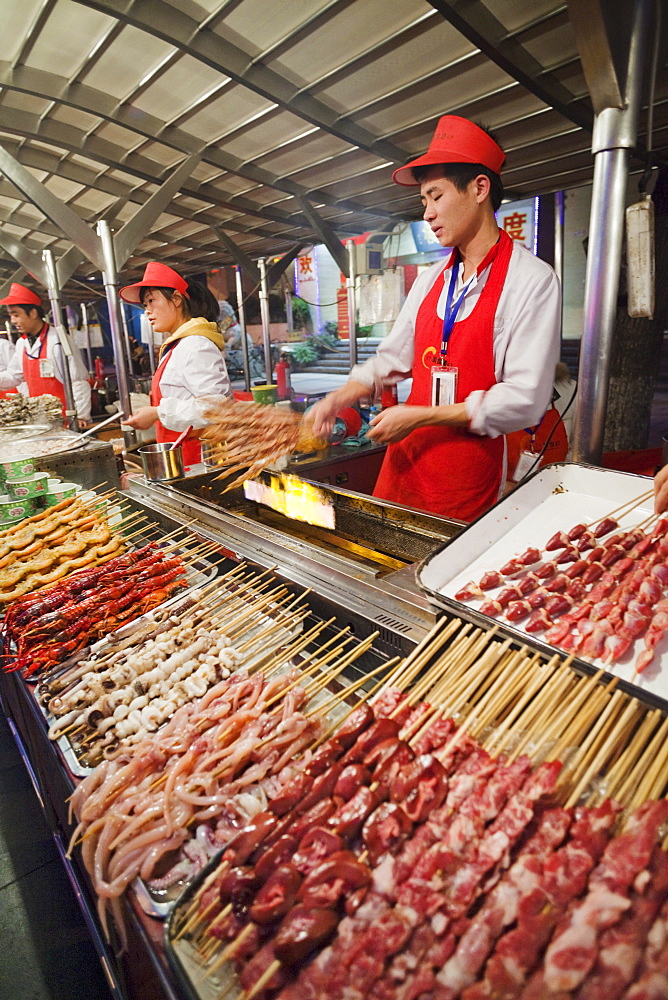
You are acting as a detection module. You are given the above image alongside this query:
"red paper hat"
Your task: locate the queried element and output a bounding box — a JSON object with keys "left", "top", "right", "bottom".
{"left": 0, "top": 283, "right": 42, "bottom": 307}
{"left": 393, "top": 116, "right": 505, "bottom": 186}
{"left": 119, "top": 261, "right": 189, "bottom": 304}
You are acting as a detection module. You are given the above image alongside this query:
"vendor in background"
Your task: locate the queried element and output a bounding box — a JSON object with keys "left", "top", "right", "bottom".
{"left": 309, "top": 116, "right": 561, "bottom": 522}
{"left": 0, "top": 283, "right": 92, "bottom": 425}
{"left": 120, "top": 262, "right": 231, "bottom": 465}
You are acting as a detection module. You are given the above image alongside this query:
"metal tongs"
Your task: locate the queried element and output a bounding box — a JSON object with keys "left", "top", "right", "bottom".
{"left": 59, "top": 411, "right": 126, "bottom": 452}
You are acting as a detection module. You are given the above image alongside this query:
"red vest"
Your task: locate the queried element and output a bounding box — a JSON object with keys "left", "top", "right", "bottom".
{"left": 373, "top": 231, "right": 513, "bottom": 522}
{"left": 22, "top": 325, "right": 67, "bottom": 414}
{"left": 150, "top": 347, "right": 202, "bottom": 466}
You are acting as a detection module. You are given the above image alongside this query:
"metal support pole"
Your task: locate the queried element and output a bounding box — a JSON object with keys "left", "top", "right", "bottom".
{"left": 554, "top": 191, "right": 565, "bottom": 283}
{"left": 97, "top": 220, "right": 135, "bottom": 447}
{"left": 285, "top": 288, "right": 293, "bottom": 336}
{"left": 42, "top": 249, "right": 78, "bottom": 433}
{"left": 120, "top": 303, "right": 135, "bottom": 384}
{"left": 146, "top": 320, "right": 156, "bottom": 375}
{"left": 572, "top": 0, "right": 651, "bottom": 463}
{"left": 346, "top": 240, "right": 357, "bottom": 369}
{"left": 258, "top": 257, "right": 273, "bottom": 385}
{"left": 235, "top": 266, "right": 251, "bottom": 391}
{"left": 80, "top": 301, "right": 94, "bottom": 377}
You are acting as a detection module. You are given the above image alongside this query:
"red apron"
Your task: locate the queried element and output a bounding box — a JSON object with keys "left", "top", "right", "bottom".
{"left": 373, "top": 231, "right": 513, "bottom": 522}
{"left": 21, "top": 326, "right": 67, "bottom": 414}
{"left": 150, "top": 347, "right": 202, "bottom": 466}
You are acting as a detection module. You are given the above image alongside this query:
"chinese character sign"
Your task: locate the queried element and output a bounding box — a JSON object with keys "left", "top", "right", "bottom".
{"left": 502, "top": 211, "right": 527, "bottom": 241}
{"left": 496, "top": 198, "right": 537, "bottom": 253}
{"left": 298, "top": 255, "right": 314, "bottom": 277}
{"left": 295, "top": 253, "right": 317, "bottom": 306}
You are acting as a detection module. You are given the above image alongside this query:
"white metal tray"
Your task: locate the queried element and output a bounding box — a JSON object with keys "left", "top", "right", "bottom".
{"left": 416, "top": 462, "right": 668, "bottom": 710}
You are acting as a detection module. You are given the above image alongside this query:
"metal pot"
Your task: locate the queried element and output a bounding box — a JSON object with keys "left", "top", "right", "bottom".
{"left": 138, "top": 442, "right": 184, "bottom": 481}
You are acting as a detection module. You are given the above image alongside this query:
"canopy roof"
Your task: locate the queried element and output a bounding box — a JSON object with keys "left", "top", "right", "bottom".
{"left": 0, "top": 0, "right": 665, "bottom": 289}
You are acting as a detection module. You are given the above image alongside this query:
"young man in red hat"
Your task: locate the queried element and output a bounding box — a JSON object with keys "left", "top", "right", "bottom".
{"left": 309, "top": 116, "right": 561, "bottom": 522}
{"left": 0, "top": 283, "right": 92, "bottom": 425}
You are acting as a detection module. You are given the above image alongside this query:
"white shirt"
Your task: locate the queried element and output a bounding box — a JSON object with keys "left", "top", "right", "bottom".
{"left": 0, "top": 338, "right": 19, "bottom": 382}
{"left": 157, "top": 334, "right": 231, "bottom": 433}
{"left": 0, "top": 325, "right": 91, "bottom": 421}
{"left": 351, "top": 240, "right": 561, "bottom": 439}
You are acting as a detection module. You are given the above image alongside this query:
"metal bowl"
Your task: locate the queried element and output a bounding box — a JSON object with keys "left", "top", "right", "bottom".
{"left": 138, "top": 442, "right": 184, "bottom": 481}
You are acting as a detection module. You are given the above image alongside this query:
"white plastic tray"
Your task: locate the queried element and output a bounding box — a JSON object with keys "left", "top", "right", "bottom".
{"left": 416, "top": 462, "right": 668, "bottom": 710}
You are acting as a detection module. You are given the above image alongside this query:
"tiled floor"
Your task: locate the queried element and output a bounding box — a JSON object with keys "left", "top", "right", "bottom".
{"left": 0, "top": 711, "right": 113, "bottom": 1000}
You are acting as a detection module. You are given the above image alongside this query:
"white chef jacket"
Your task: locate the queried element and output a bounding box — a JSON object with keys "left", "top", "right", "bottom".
{"left": 157, "top": 335, "right": 231, "bottom": 433}
{"left": 0, "top": 325, "right": 92, "bottom": 422}
{"left": 351, "top": 240, "right": 561, "bottom": 439}
{"left": 0, "top": 338, "right": 21, "bottom": 385}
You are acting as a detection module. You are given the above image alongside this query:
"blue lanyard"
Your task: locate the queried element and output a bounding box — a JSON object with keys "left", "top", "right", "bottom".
{"left": 440, "top": 254, "right": 478, "bottom": 357}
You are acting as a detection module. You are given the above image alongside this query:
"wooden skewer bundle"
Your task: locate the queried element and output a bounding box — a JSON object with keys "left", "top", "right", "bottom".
{"left": 201, "top": 397, "right": 327, "bottom": 492}
{"left": 174, "top": 615, "right": 668, "bottom": 1000}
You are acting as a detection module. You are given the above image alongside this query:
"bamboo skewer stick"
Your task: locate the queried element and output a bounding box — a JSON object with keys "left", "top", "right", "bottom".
{"left": 484, "top": 654, "right": 560, "bottom": 755}
{"left": 631, "top": 715, "right": 668, "bottom": 806}
{"left": 610, "top": 711, "right": 665, "bottom": 804}
{"left": 309, "top": 658, "right": 401, "bottom": 718}
{"left": 564, "top": 696, "right": 640, "bottom": 807}
{"left": 534, "top": 669, "right": 609, "bottom": 762}
{"left": 584, "top": 489, "right": 654, "bottom": 527}
{"left": 604, "top": 708, "right": 663, "bottom": 801}
{"left": 237, "top": 959, "right": 282, "bottom": 1000}
{"left": 199, "top": 923, "right": 255, "bottom": 983}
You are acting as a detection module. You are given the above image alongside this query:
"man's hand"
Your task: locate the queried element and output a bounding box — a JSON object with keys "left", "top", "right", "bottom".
{"left": 77, "top": 418, "right": 92, "bottom": 430}
{"left": 307, "top": 381, "right": 369, "bottom": 439}
{"left": 655, "top": 464, "right": 668, "bottom": 514}
{"left": 367, "top": 402, "right": 470, "bottom": 443}
{"left": 367, "top": 405, "right": 430, "bottom": 443}
{"left": 124, "top": 406, "right": 159, "bottom": 431}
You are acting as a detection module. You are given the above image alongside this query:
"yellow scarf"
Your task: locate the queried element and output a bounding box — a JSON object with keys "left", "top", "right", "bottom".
{"left": 158, "top": 316, "right": 225, "bottom": 360}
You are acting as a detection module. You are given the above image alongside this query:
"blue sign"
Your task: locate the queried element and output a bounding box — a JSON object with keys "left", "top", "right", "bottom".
{"left": 410, "top": 221, "right": 450, "bottom": 255}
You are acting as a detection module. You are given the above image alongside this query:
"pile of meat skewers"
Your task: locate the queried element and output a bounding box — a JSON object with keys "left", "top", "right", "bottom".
{"left": 174, "top": 685, "right": 668, "bottom": 1000}
{"left": 0, "top": 494, "right": 126, "bottom": 604}
{"left": 201, "top": 397, "right": 326, "bottom": 492}
{"left": 42, "top": 564, "right": 310, "bottom": 766}
{"left": 68, "top": 617, "right": 383, "bottom": 944}
{"left": 453, "top": 511, "right": 668, "bottom": 674}
{"left": 1, "top": 540, "right": 189, "bottom": 677}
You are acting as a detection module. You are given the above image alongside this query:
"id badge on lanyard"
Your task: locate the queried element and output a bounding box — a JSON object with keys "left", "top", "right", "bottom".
{"left": 40, "top": 358, "right": 55, "bottom": 379}
{"left": 431, "top": 360, "right": 458, "bottom": 405}
{"left": 512, "top": 426, "right": 538, "bottom": 482}
{"left": 430, "top": 254, "right": 474, "bottom": 408}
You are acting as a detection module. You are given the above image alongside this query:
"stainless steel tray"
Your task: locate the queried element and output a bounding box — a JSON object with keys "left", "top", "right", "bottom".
{"left": 416, "top": 462, "right": 668, "bottom": 711}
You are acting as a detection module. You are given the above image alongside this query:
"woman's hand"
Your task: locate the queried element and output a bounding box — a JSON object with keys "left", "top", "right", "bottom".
{"left": 655, "top": 464, "right": 668, "bottom": 514}
{"left": 124, "top": 406, "right": 159, "bottom": 430}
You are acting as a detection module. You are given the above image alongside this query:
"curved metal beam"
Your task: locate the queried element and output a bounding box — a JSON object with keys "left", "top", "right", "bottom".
{"left": 0, "top": 62, "right": 396, "bottom": 227}
{"left": 0, "top": 107, "right": 385, "bottom": 263}
{"left": 427, "top": 0, "right": 594, "bottom": 133}
{"left": 0, "top": 139, "right": 302, "bottom": 270}
{"left": 73, "top": 0, "right": 408, "bottom": 165}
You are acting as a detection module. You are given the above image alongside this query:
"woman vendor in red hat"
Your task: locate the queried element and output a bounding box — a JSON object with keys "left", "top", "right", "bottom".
{"left": 310, "top": 116, "right": 561, "bottom": 522}
{"left": 0, "top": 283, "right": 92, "bottom": 423}
{"left": 121, "top": 262, "right": 230, "bottom": 465}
